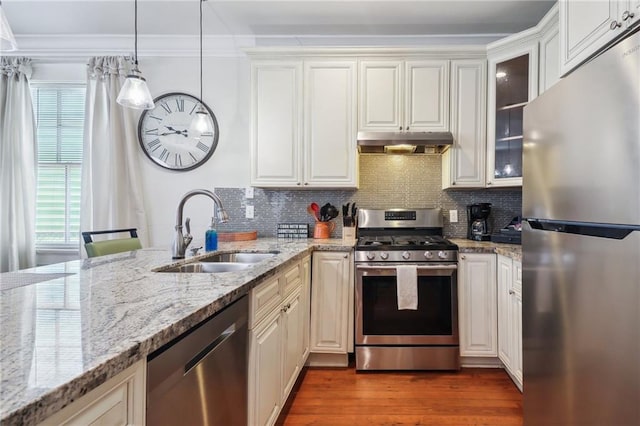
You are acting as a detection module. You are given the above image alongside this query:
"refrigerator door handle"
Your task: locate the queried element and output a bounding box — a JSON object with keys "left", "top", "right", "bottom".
{"left": 524, "top": 219, "right": 639, "bottom": 240}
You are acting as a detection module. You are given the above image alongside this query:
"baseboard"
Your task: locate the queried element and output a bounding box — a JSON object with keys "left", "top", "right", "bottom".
{"left": 460, "top": 356, "right": 503, "bottom": 368}
{"left": 306, "top": 352, "right": 349, "bottom": 367}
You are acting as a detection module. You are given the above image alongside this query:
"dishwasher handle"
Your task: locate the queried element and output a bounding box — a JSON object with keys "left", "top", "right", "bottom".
{"left": 184, "top": 323, "right": 236, "bottom": 375}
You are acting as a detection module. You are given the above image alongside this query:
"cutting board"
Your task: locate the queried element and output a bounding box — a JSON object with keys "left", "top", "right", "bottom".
{"left": 218, "top": 230, "right": 258, "bottom": 242}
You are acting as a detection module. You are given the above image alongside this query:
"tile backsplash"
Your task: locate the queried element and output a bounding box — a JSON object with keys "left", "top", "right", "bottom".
{"left": 216, "top": 155, "right": 521, "bottom": 239}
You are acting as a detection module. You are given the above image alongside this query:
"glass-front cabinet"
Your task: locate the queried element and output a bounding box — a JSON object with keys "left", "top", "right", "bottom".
{"left": 487, "top": 41, "right": 538, "bottom": 187}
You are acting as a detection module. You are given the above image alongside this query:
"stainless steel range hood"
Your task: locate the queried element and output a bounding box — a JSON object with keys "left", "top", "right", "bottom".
{"left": 357, "top": 131, "right": 453, "bottom": 154}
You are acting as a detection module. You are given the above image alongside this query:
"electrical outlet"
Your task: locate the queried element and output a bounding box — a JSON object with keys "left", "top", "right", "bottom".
{"left": 246, "top": 205, "right": 254, "bottom": 219}
{"left": 449, "top": 210, "right": 458, "bottom": 223}
{"left": 245, "top": 187, "right": 254, "bottom": 199}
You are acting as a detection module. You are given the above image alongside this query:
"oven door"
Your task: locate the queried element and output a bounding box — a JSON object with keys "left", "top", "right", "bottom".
{"left": 355, "top": 263, "right": 458, "bottom": 346}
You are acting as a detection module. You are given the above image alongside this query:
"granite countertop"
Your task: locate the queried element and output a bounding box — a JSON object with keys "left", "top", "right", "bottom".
{"left": 0, "top": 238, "right": 354, "bottom": 425}
{"left": 450, "top": 238, "right": 522, "bottom": 261}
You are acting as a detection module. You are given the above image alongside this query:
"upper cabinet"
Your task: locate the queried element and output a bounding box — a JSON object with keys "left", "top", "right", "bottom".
{"left": 251, "top": 61, "right": 303, "bottom": 187}
{"left": 560, "top": 0, "right": 640, "bottom": 76}
{"left": 487, "top": 36, "right": 538, "bottom": 188}
{"left": 250, "top": 59, "right": 358, "bottom": 188}
{"left": 442, "top": 59, "right": 487, "bottom": 189}
{"left": 359, "top": 60, "right": 450, "bottom": 132}
{"left": 304, "top": 61, "right": 358, "bottom": 187}
{"left": 539, "top": 4, "right": 561, "bottom": 93}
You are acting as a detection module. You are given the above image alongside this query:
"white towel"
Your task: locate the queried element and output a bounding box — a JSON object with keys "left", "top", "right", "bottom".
{"left": 396, "top": 265, "right": 418, "bottom": 310}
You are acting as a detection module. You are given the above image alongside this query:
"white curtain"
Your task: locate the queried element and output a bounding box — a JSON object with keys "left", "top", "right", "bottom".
{"left": 81, "top": 57, "right": 149, "bottom": 249}
{"left": 0, "top": 57, "right": 36, "bottom": 272}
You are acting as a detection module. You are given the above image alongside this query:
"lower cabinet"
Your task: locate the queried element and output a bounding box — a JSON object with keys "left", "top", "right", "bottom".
{"left": 248, "top": 257, "right": 311, "bottom": 426}
{"left": 309, "top": 251, "right": 353, "bottom": 366}
{"left": 458, "top": 253, "right": 498, "bottom": 357}
{"left": 497, "top": 254, "right": 523, "bottom": 391}
{"left": 39, "top": 360, "right": 146, "bottom": 426}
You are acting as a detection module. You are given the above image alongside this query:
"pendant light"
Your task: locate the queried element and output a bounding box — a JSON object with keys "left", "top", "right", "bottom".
{"left": 117, "top": 0, "right": 154, "bottom": 109}
{"left": 0, "top": 0, "right": 18, "bottom": 52}
{"left": 189, "top": 0, "right": 211, "bottom": 139}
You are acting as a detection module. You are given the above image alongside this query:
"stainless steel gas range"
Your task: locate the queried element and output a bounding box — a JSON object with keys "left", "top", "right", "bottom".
{"left": 354, "top": 208, "right": 460, "bottom": 371}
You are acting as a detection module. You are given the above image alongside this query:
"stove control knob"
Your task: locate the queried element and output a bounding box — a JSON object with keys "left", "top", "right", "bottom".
{"left": 402, "top": 251, "right": 411, "bottom": 260}
{"left": 424, "top": 251, "right": 433, "bottom": 259}
{"left": 366, "top": 252, "right": 376, "bottom": 261}
{"left": 380, "top": 252, "right": 389, "bottom": 260}
{"left": 438, "top": 251, "right": 447, "bottom": 259}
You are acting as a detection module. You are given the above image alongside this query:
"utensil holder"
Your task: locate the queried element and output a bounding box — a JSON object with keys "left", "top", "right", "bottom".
{"left": 313, "top": 222, "right": 335, "bottom": 239}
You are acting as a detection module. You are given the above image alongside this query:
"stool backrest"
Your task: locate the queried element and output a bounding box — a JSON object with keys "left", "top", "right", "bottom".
{"left": 82, "top": 228, "right": 142, "bottom": 258}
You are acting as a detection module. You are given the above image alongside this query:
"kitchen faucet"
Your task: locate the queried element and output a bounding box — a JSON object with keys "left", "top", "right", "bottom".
{"left": 172, "top": 189, "right": 229, "bottom": 259}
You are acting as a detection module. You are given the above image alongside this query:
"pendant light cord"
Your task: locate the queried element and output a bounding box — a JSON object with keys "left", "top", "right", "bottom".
{"left": 199, "top": 0, "right": 203, "bottom": 105}
{"left": 134, "top": 0, "right": 139, "bottom": 66}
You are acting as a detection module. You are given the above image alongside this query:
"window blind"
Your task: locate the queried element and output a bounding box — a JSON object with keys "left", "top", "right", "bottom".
{"left": 32, "top": 86, "right": 85, "bottom": 248}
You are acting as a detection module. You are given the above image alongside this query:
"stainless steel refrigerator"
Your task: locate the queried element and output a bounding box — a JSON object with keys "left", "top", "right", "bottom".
{"left": 523, "top": 29, "right": 640, "bottom": 425}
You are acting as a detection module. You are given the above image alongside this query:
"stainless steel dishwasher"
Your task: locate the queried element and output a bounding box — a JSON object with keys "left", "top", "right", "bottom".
{"left": 147, "top": 296, "right": 248, "bottom": 425}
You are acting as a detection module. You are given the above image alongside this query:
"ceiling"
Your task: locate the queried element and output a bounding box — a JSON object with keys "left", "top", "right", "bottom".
{"left": 4, "top": 0, "right": 555, "bottom": 41}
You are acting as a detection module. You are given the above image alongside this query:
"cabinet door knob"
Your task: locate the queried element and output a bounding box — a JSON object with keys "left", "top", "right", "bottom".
{"left": 487, "top": 182, "right": 492, "bottom": 186}
{"left": 406, "top": 126, "right": 410, "bottom": 130}
{"left": 622, "top": 10, "right": 635, "bottom": 21}
{"left": 304, "top": 182, "right": 309, "bottom": 186}
{"left": 399, "top": 126, "right": 403, "bottom": 130}
{"left": 296, "top": 182, "right": 301, "bottom": 186}
{"left": 460, "top": 255, "right": 466, "bottom": 260}
{"left": 508, "top": 289, "right": 515, "bottom": 295}
{"left": 610, "top": 20, "right": 622, "bottom": 30}
{"left": 343, "top": 254, "right": 348, "bottom": 259}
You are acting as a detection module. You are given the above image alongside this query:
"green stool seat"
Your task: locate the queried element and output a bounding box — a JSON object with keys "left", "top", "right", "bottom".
{"left": 82, "top": 228, "right": 142, "bottom": 258}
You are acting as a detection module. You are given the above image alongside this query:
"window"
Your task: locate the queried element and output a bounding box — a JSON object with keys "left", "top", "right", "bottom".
{"left": 31, "top": 86, "right": 85, "bottom": 249}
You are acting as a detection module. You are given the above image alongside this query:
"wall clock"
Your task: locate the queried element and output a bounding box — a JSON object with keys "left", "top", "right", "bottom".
{"left": 137, "top": 92, "right": 219, "bottom": 171}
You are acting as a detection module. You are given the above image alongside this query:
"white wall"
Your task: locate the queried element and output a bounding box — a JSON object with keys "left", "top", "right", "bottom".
{"left": 30, "top": 55, "right": 252, "bottom": 250}
{"left": 137, "top": 56, "right": 251, "bottom": 247}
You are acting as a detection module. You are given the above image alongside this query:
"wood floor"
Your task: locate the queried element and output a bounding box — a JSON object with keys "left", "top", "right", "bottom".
{"left": 281, "top": 366, "right": 522, "bottom": 426}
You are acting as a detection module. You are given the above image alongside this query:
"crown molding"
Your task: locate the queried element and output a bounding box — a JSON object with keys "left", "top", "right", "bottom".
{"left": 7, "top": 34, "right": 256, "bottom": 58}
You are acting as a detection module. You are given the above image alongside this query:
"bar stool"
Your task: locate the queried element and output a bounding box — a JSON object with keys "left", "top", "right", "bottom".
{"left": 82, "top": 228, "right": 142, "bottom": 258}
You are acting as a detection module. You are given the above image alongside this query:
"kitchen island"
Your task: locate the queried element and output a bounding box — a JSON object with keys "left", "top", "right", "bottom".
{"left": 0, "top": 238, "right": 354, "bottom": 425}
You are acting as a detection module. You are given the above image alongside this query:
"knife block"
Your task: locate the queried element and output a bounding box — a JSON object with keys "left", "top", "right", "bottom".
{"left": 342, "top": 226, "right": 356, "bottom": 241}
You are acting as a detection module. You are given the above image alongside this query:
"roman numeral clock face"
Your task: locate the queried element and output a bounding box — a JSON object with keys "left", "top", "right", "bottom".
{"left": 138, "top": 93, "right": 219, "bottom": 171}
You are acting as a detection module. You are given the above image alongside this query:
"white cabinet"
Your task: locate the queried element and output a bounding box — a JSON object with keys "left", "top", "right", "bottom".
{"left": 539, "top": 4, "right": 561, "bottom": 93}
{"left": 497, "top": 254, "right": 523, "bottom": 391}
{"left": 442, "top": 59, "right": 486, "bottom": 189}
{"left": 39, "top": 360, "right": 146, "bottom": 426}
{"left": 486, "top": 34, "right": 538, "bottom": 187}
{"left": 309, "top": 251, "right": 353, "bottom": 366}
{"left": 251, "top": 61, "right": 303, "bottom": 187}
{"left": 303, "top": 61, "right": 358, "bottom": 187}
{"left": 250, "top": 59, "right": 358, "bottom": 188}
{"left": 359, "top": 60, "right": 449, "bottom": 132}
{"left": 559, "top": 0, "right": 639, "bottom": 76}
{"left": 250, "top": 307, "right": 283, "bottom": 426}
{"left": 458, "top": 253, "right": 497, "bottom": 357}
{"left": 248, "top": 260, "right": 309, "bottom": 426}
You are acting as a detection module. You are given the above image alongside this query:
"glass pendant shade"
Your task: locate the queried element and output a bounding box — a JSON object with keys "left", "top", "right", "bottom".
{"left": 0, "top": 2, "right": 18, "bottom": 52}
{"left": 117, "top": 67, "right": 154, "bottom": 110}
{"left": 189, "top": 105, "right": 211, "bottom": 138}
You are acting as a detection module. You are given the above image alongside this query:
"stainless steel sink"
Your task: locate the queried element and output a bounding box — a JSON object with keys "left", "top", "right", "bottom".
{"left": 199, "top": 252, "right": 278, "bottom": 264}
{"left": 159, "top": 262, "right": 252, "bottom": 273}
{"left": 155, "top": 251, "right": 279, "bottom": 273}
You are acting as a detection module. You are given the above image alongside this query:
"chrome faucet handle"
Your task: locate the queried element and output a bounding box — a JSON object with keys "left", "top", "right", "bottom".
{"left": 183, "top": 217, "right": 193, "bottom": 250}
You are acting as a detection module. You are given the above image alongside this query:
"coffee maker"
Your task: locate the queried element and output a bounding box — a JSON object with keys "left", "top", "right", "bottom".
{"left": 467, "top": 203, "right": 492, "bottom": 241}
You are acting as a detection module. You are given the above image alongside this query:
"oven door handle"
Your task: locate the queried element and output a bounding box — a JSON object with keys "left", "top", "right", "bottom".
{"left": 356, "top": 264, "right": 457, "bottom": 271}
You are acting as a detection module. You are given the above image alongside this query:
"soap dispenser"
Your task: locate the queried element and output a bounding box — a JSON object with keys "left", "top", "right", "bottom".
{"left": 205, "top": 217, "right": 218, "bottom": 252}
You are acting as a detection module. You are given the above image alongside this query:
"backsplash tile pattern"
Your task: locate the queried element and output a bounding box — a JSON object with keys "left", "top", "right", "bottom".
{"left": 216, "top": 155, "right": 522, "bottom": 239}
